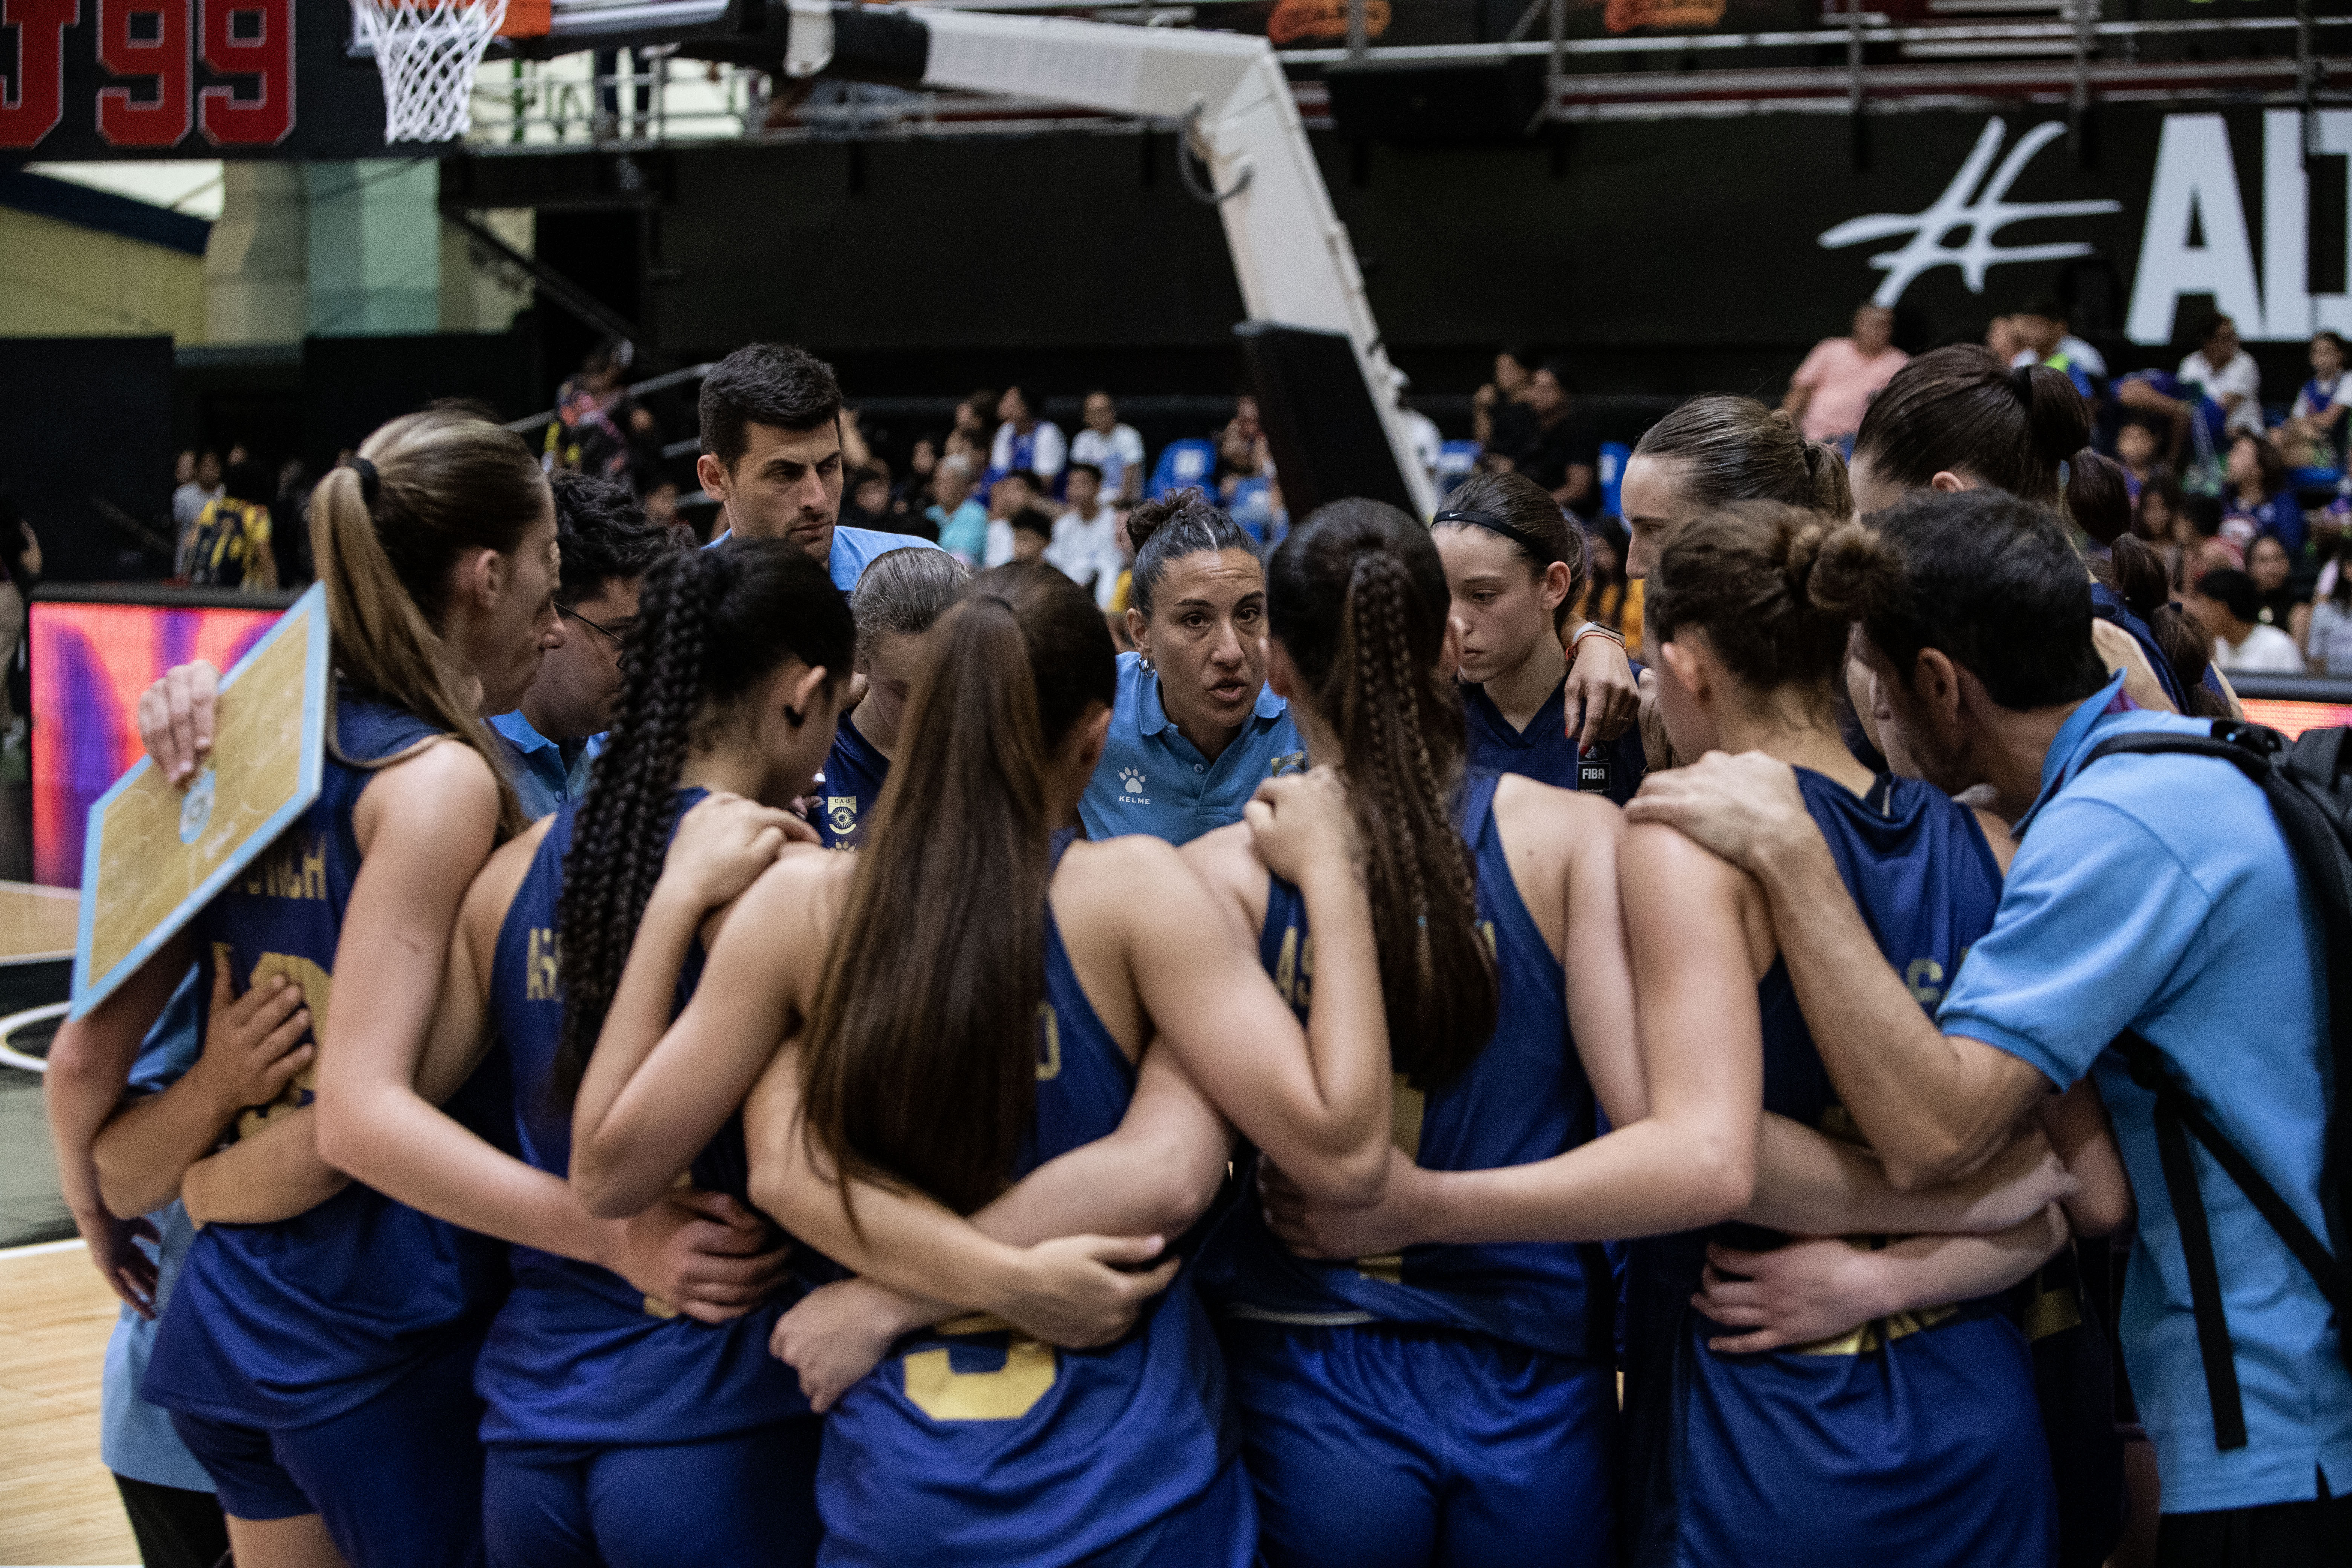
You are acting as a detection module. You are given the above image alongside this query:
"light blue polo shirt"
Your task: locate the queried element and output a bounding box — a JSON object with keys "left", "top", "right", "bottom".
{"left": 101, "top": 967, "right": 215, "bottom": 1493}
{"left": 488, "top": 710, "right": 593, "bottom": 823}
{"left": 1078, "top": 651, "right": 1306, "bottom": 845}
{"left": 706, "top": 522, "right": 941, "bottom": 592}
{"left": 1937, "top": 670, "right": 2352, "bottom": 1512}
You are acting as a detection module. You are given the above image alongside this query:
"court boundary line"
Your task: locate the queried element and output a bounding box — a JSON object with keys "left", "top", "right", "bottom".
{"left": 0, "top": 1237, "right": 87, "bottom": 1261}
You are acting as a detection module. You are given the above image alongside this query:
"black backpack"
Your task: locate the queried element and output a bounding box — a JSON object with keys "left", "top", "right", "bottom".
{"left": 2076, "top": 720, "right": 2352, "bottom": 1450}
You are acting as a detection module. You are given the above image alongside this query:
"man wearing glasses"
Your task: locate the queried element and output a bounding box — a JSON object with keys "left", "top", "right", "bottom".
{"left": 487, "top": 472, "right": 684, "bottom": 821}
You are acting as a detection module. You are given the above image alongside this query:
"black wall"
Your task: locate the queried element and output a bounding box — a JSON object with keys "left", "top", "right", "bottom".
{"left": 500, "top": 103, "right": 2330, "bottom": 418}
{"left": 0, "top": 336, "right": 175, "bottom": 580}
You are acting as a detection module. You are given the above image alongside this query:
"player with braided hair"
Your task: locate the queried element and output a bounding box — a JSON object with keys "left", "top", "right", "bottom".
{"left": 315, "top": 537, "right": 854, "bottom": 1568}
{"left": 1180, "top": 497, "right": 1751, "bottom": 1568}
{"left": 565, "top": 561, "right": 1404, "bottom": 1565}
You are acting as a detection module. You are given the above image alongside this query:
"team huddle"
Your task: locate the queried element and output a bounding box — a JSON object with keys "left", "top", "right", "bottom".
{"left": 43, "top": 341, "right": 2351, "bottom": 1568}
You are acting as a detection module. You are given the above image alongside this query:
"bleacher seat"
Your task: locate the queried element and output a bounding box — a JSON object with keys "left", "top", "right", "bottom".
{"left": 1598, "top": 441, "right": 1632, "bottom": 520}
{"left": 1436, "top": 439, "right": 1481, "bottom": 501}
{"left": 1148, "top": 439, "right": 1217, "bottom": 501}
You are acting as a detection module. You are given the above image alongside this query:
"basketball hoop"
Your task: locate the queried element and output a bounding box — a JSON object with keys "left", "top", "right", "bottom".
{"left": 354, "top": 0, "right": 512, "bottom": 144}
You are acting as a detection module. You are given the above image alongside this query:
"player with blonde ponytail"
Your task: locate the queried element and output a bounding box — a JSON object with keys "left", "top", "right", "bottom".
{"left": 54, "top": 407, "right": 561, "bottom": 1568}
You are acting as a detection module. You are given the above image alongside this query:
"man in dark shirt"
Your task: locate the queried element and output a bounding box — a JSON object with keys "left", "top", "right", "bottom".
{"left": 1494, "top": 360, "right": 1598, "bottom": 517}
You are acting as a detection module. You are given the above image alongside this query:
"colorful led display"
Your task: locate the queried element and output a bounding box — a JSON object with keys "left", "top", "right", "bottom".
{"left": 31, "top": 597, "right": 283, "bottom": 887}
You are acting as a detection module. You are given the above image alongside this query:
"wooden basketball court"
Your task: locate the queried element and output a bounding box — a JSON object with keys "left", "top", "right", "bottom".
{"left": 0, "top": 882, "right": 139, "bottom": 1565}
{"left": 0, "top": 1241, "right": 137, "bottom": 1566}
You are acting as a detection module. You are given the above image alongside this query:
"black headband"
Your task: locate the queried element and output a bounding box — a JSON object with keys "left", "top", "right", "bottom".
{"left": 1432, "top": 507, "right": 1558, "bottom": 565}
{"left": 350, "top": 455, "right": 380, "bottom": 504}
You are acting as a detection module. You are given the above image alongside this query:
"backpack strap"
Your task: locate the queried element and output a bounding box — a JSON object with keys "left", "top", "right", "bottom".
{"left": 2079, "top": 722, "right": 2352, "bottom": 1449}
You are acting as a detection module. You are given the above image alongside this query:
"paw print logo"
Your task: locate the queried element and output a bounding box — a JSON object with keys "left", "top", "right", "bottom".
{"left": 1119, "top": 769, "right": 1146, "bottom": 794}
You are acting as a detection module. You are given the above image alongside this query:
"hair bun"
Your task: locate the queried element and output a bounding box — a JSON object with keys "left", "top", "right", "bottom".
{"left": 1125, "top": 489, "right": 1201, "bottom": 558}
{"left": 1796, "top": 517, "right": 1896, "bottom": 622}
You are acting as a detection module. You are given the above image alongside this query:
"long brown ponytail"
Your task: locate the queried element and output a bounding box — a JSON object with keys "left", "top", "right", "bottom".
{"left": 1268, "top": 498, "right": 1497, "bottom": 1092}
{"left": 800, "top": 563, "right": 1117, "bottom": 1217}
{"left": 310, "top": 409, "right": 548, "bottom": 837}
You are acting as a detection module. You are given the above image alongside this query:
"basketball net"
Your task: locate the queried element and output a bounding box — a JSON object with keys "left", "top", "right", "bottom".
{"left": 354, "top": 0, "right": 511, "bottom": 144}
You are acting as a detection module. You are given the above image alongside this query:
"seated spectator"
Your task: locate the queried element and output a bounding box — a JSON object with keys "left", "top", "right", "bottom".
{"left": 184, "top": 461, "right": 278, "bottom": 591}
{"left": 1983, "top": 313, "right": 2024, "bottom": 364}
{"left": 172, "top": 449, "right": 222, "bottom": 573}
{"left": 2246, "top": 533, "right": 2303, "bottom": 631}
{"left": 1472, "top": 345, "right": 1537, "bottom": 455}
{"left": 2115, "top": 417, "right": 2163, "bottom": 500}
{"left": 2008, "top": 296, "right": 2106, "bottom": 397}
{"left": 984, "top": 469, "right": 1049, "bottom": 566}
{"left": 1781, "top": 302, "right": 1909, "bottom": 445}
{"left": 840, "top": 464, "right": 890, "bottom": 532}
{"left": 2188, "top": 567, "right": 2305, "bottom": 672}
{"left": 1008, "top": 508, "right": 1054, "bottom": 567}
{"left": 1213, "top": 394, "right": 1272, "bottom": 504}
{"left": 927, "top": 453, "right": 987, "bottom": 564}
{"left": 1491, "top": 360, "right": 1598, "bottom": 516}
{"left": 954, "top": 388, "right": 997, "bottom": 444}
{"left": 1045, "top": 462, "right": 1125, "bottom": 608}
{"left": 643, "top": 479, "right": 681, "bottom": 530}
{"left": 546, "top": 338, "right": 657, "bottom": 486}
{"left": 2180, "top": 312, "right": 2264, "bottom": 440}
{"left": 1579, "top": 515, "right": 1642, "bottom": 652}
{"left": 1069, "top": 391, "right": 1146, "bottom": 504}
{"left": 988, "top": 384, "right": 1065, "bottom": 491}
{"left": 2135, "top": 469, "right": 2183, "bottom": 547}
{"left": 2271, "top": 330, "right": 2348, "bottom": 470}
{"left": 2221, "top": 433, "right": 2305, "bottom": 554}
{"left": 271, "top": 458, "right": 313, "bottom": 586}
{"left": 943, "top": 424, "right": 987, "bottom": 472}
{"left": 2305, "top": 534, "right": 2352, "bottom": 674}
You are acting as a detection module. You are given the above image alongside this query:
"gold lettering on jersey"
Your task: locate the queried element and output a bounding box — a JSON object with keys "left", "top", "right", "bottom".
{"left": 1273, "top": 927, "right": 1314, "bottom": 1009}
{"left": 1905, "top": 957, "right": 1946, "bottom": 1007}
{"left": 902, "top": 1338, "right": 1058, "bottom": 1421}
{"left": 233, "top": 832, "right": 328, "bottom": 902}
{"left": 525, "top": 927, "right": 561, "bottom": 1002}
{"left": 1035, "top": 1003, "right": 1062, "bottom": 1081}
{"left": 825, "top": 795, "right": 858, "bottom": 847}
{"left": 233, "top": 950, "right": 331, "bottom": 1140}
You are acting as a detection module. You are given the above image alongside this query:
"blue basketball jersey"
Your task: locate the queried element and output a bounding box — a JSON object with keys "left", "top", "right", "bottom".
{"left": 1461, "top": 672, "right": 1647, "bottom": 807}
{"left": 1199, "top": 770, "right": 1613, "bottom": 1363}
{"left": 144, "top": 694, "right": 511, "bottom": 1429}
{"left": 1622, "top": 769, "right": 2056, "bottom": 1568}
{"left": 815, "top": 832, "right": 1252, "bottom": 1568}
{"left": 817, "top": 716, "right": 888, "bottom": 851}
{"left": 472, "top": 788, "right": 816, "bottom": 1447}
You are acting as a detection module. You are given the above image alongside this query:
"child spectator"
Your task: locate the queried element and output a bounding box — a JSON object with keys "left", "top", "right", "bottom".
{"left": 1045, "top": 462, "right": 1125, "bottom": 608}
{"left": 2271, "top": 330, "right": 2347, "bottom": 470}
{"left": 2221, "top": 433, "right": 2305, "bottom": 554}
{"left": 1069, "top": 392, "right": 1146, "bottom": 504}
{"left": 2188, "top": 567, "right": 2305, "bottom": 672}
{"left": 2114, "top": 417, "right": 2163, "bottom": 500}
{"left": 1008, "top": 508, "right": 1054, "bottom": 567}
{"left": 2305, "top": 534, "right": 2352, "bottom": 674}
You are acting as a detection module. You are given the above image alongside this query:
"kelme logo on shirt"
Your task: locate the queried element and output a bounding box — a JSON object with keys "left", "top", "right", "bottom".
{"left": 1118, "top": 767, "right": 1149, "bottom": 804}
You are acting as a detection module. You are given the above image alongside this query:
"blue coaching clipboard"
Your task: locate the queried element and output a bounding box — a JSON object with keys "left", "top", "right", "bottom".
{"left": 69, "top": 583, "right": 332, "bottom": 1020}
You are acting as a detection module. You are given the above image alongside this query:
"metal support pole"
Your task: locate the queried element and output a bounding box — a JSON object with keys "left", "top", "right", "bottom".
{"left": 2069, "top": 0, "right": 2095, "bottom": 156}
{"left": 1847, "top": 0, "right": 1866, "bottom": 168}
{"left": 1534, "top": 0, "right": 1562, "bottom": 133}
{"left": 1346, "top": 0, "right": 1366, "bottom": 60}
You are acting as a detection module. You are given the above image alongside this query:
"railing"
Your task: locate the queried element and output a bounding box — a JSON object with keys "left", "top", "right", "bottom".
{"left": 452, "top": 5, "right": 2347, "bottom": 147}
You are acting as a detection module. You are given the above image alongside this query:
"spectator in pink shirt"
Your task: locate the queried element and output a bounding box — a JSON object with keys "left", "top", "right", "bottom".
{"left": 1781, "top": 303, "right": 1909, "bottom": 446}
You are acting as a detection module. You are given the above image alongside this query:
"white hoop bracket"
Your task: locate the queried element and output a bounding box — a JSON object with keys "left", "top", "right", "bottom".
{"left": 784, "top": 0, "right": 834, "bottom": 80}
